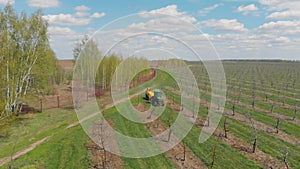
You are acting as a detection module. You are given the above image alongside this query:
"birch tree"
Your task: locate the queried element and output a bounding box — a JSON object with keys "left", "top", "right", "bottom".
{"left": 0, "top": 5, "right": 55, "bottom": 118}
{"left": 73, "top": 35, "right": 102, "bottom": 88}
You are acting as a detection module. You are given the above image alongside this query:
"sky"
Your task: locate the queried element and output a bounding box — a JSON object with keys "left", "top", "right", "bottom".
{"left": 0, "top": 0, "right": 300, "bottom": 60}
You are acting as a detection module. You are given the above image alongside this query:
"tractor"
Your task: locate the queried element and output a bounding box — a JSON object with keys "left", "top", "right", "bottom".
{"left": 145, "top": 88, "right": 165, "bottom": 106}
{"left": 151, "top": 89, "right": 165, "bottom": 106}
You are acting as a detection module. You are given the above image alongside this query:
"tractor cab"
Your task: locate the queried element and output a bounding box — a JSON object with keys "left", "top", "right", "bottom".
{"left": 151, "top": 89, "right": 165, "bottom": 106}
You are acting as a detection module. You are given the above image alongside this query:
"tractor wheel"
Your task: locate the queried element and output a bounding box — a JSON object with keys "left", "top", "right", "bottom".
{"left": 151, "top": 99, "right": 155, "bottom": 106}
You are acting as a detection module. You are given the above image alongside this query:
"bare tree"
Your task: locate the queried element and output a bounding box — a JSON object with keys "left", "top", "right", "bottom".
{"left": 232, "top": 103, "right": 236, "bottom": 116}
{"left": 271, "top": 104, "right": 275, "bottom": 113}
{"left": 275, "top": 118, "right": 280, "bottom": 134}
{"left": 223, "top": 116, "right": 229, "bottom": 139}
{"left": 283, "top": 148, "right": 289, "bottom": 169}
{"left": 292, "top": 106, "right": 297, "bottom": 121}
{"left": 252, "top": 95, "right": 255, "bottom": 109}
{"left": 247, "top": 113, "right": 258, "bottom": 153}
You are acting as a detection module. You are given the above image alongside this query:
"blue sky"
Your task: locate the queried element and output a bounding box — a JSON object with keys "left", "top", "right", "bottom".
{"left": 1, "top": 0, "right": 300, "bottom": 60}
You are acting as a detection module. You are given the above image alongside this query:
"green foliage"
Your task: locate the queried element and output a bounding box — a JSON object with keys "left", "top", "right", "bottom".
{"left": 31, "top": 49, "right": 57, "bottom": 95}
{"left": 0, "top": 4, "right": 57, "bottom": 118}
{"left": 96, "top": 54, "right": 121, "bottom": 89}
{"left": 73, "top": 36, "right": 102, "bottom": 88}
{"left": 74, "top": 35, "right": 151, "bottom": 90}
{"left": 54, "top": 63, "right": 65, "bottom": 85}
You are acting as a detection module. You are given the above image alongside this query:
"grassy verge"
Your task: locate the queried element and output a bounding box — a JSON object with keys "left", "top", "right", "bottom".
{"left": 0, "top": 108, "right": 77, "bottom": 158}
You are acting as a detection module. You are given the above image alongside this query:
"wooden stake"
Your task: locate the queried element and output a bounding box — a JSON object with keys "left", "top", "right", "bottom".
{"left": 40, "top": 98, "right": 43, "bottom": 112}
{"left": 232, "top": 103, "right": 235, "bottom": 116}
{"left": 252, "top": 135, "right": 257, "bottom": 153}
{"left": 57, "top": 95, "right": 60, "bottom": 108}
{"left": 207, "top": 117, "right": 210, "bottom": 127}
{"left": 192, "top": 100, "right": 195, "bottom": 118}
{"left": 224, "top": 117, "right": 228, "bottom": 139}
{"left": 181, "top": 144, "right": 186, "bottom": 162}
{"left": 167, "top": 124, "right": 172, "bottom": 142}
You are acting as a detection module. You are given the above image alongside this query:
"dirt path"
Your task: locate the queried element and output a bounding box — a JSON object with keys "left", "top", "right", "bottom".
{"left": 166, "top": 86, "right": 300, "bottom": 146}
{"left": 135, "top": 103, "right": 207, "bottom": 169}
{"left": 67, "top": 90, "right": 145, "bottom": 129}
{"left": 0, "top": 136, "right": 50, "bottom": 167}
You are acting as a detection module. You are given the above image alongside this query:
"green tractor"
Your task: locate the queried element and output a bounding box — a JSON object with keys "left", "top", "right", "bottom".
{"left": 151, "top": 89, "right": 165, "bottom": 106}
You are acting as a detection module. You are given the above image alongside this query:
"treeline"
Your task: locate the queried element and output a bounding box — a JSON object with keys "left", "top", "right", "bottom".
{"left": 0, "top": 5, "right": 61, "bottom": 118}
{"left": 152, "top": 59, "right": 186, "bottom": 67}
{"left": 73, "top": 36, "right": 151, "bottom": 89}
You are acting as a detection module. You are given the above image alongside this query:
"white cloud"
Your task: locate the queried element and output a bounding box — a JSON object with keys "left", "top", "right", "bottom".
{"left": 142, "top": 5, "right": 196, "bottom": 23}
{"left": 75, "top": 5, "right": 91, "bottom": 11}
{"left": 237, "top": 4, "right": 258, "bottom": 15}
{"left": 90, "top": 12, "right": 106, "bottom": 19}
{"left": 75, "top": 11, "right": 90, "bottom": 17}
{"left": 273, "top": 36, "right": 291, "bottom": 43}
{"left": 48, "top": 26, "right": 81, "bottom": 38}
{"left": 200, "top": 32, "right": 298, "bottom": 59}
{"left": 198, "top": 3, "right": 223, "bottom": 16}
{"left": 0, "top": 0, "right": 14, "bottom": 5}
{"left": 267, "top": 10, "right": 300, "bottom": 19}
{"left": 256, "top": 21, "right": 300, "bottom": 35}
{"left": 126, "top": 5, "right": 198, "bottom": 33}
{"left": 43, "top": 14, "right": 91, "bottom": 26}
{"left": 148, "top": 5, "right": 180, "bottom": 16}
{"left": 259, "top": 0, "right": 300, "bottom": 19}
{"left": 259, "top": 0, "right": 300, "bottom": 11}
{"left": 48, "top": 26, "right": 84, "bottom": 59}
{"left": 237, "top": 4, "right": 258, "bottom": 12}
{"left": 74, "top": 5, "right": 91, "bottom": 17}
{"left": 199, "top": 19, "right": 248, "bottom": 32}
{"left": 28, "top": 0, "right": 59, "bottom": 8}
